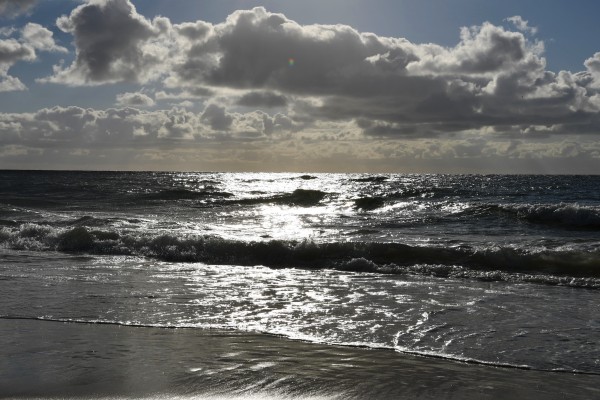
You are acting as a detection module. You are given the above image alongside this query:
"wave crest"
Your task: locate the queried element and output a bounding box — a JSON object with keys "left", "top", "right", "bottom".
{"left": 1, "top": 223, "right": 600, "bottom": 286}
{"left": 512, "top": 203, "right": 600, "bottom": 229}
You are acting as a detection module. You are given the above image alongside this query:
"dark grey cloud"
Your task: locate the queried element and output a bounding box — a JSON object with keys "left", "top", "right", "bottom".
{"left": 177, "top": 7, "right": 395, "bottom": 94}
{"left": 200, "top": 103, "right": 233, "bottom": 131}
{"left": 45, "top": 0, "right": 171, "bottom": 84}
{"left": 0, "top": 0, "right": 36, "bottom": 18}
{"left": 237, "top": 91, "right": 288, "bottom": 108}
{"left": 175, "top": 20, "right": 212, "bottom": 41}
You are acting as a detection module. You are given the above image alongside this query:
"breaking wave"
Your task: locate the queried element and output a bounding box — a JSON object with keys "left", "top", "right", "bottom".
{"left": 1, "top": 223, "right": 599, "bottom": 286}
{"left": 467, "top": 203, "right": 600, "bottom": 229}
{"left": 509, "top": 203, "right": 600, "bottom": 229}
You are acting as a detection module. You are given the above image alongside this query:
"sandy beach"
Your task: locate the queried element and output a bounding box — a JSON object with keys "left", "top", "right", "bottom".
{"left": 1, "top": 318, "right": 599, "bottom": 399}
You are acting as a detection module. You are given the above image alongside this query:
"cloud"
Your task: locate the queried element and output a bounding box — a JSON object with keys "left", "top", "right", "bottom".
{"left": 116, "top": 91, "right": 155, "bottom": 107}
{"left": 37, "top": 3, "right": 600, "bottom": 143}
{"left": 22, "top": 23, "right": 68, "bottom": 53}
{"left": 236, "top": 91, "right": 288, "bottom": 108}
{"left": 505, "top": 16, "right": 538, "bottom": 35}
{"left": 407, "top": 23, "right": 533, "bottom": 75}
{"left": 0, "top": 23, "right": 65, "bottom": 91}
{"left": 44, "top": 0, "right": 174, "bottom": 85}
{"left": 0, "top": 103, "right": 599, "bottom": 173}
{"left": 164, "top": 7, "right": 600, "bottom": 138}
{"left": 0, "top": 0, "right": 36, "bottom": 18}
{"left": 200, "top": 103, "right": 233, "bottom": 131}
{"left": 0, "top": 38, "right": 35, "bottom": 90}
{"left": 0, "top": 38, "right": 35, "bottom": 64}
{"left": 175, "top": 7, "right": 396, "bottom": 94}
{"left": 155, "top": 87, "right": 213, "bottom": 100}
{"left": 584, "top": 52, "right": 600, "bottom": 89}
{"left": 0, "top": 106, "right": 196, "bottom": 146}
{"left": 0, "top": 103, "right": 289, "bottom": 149}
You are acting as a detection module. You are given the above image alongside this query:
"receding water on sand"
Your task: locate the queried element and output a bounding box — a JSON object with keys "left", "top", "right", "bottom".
{"left": 2, "top": 318, "right": 599, "bottom": 399}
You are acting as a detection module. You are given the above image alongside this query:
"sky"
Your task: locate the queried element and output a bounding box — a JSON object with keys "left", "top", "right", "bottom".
{"left": 0, "top": 0, "right": 600, "bottom": 173}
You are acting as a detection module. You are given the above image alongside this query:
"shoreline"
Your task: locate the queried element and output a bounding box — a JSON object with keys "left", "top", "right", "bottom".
{"left": 4, "top": 316, "right": 599, "bottom": 377}
{"left": 2, "top": 318, "right": 599, "bottom": 399}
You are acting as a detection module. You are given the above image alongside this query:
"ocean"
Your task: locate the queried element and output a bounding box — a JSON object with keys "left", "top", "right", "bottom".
{"left": 1, "top": 170, "right": 599, "bottom": 398}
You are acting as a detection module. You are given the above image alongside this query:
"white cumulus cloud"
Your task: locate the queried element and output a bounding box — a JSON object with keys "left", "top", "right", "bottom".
{"left": 116, "top": 91, "right": 155, "bottom": 107}
{"left": 0, "top": 22, "right": 66, "bottom": 91}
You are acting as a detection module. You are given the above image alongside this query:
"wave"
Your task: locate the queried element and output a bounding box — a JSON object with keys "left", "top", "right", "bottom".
{"left": 383, "top": 187, "right": 474, "bottom": 201}
{"left": 235, "top": 189, "right": 327, "bottom": 207}
{"left": 351, "top": 176, "right": 388, "bottom": 183}
{"left": 2, "top": 223, "right": 600, "bottom": 286}
{"left": 0, "top": 219, "right": 18, "bottom": 227}
{"left": 139, "top": 188, "right": 233, "bottom": 201}
{"left": 3, "top": 315, "right": 598, "bottom": 376}
{"left": 391, "top": 345, "right": 600, "bottom": 376}
{"left": 274, "top": 189, "right": 327, "bottom": 206}
{"left": 298, "top": 174, "right": 317, "bottom": 180}
{"left": 0, "top": 197, "right": 63, "bottom": 208}
{"left": 510, "top": 203, "right": 600, "bottom": 229}
{"left": 465, "top": 203, "right": 600, "bottom": 229}
{"left": 354, "top": 197, "right": 385, "bottom": 211}
{"left": 61, "top": 215, "right": 121, "bottom": 227}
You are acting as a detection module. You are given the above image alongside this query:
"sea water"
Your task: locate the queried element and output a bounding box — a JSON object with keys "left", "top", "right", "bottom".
{"left": 1, "top": 171, "right": 599, "bottom": 396}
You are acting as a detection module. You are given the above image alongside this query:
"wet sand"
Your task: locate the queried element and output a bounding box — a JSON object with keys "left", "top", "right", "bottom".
{"left": 1, "top": 318, "right": 599, "bottom": 399}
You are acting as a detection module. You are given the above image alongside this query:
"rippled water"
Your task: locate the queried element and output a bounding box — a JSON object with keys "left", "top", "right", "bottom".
{"left": 2, "top": 250, "right": 599, "bottom": 374}
{"left": 1, "top": 171, "right": 600, "bottom": 395}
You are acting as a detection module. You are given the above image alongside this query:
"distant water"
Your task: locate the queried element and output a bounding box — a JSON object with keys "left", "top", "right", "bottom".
{"left": 1, "top": 171, "right": 599, "bottom": 384}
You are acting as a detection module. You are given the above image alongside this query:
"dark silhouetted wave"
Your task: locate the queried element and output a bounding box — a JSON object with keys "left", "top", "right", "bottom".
{"left": 235, "top": 189, "right": 327, "bottom": 207}
{"left": 354, "top": 197, "right": 385, "bottom": 211}
{"left": 351, "top": 176, "right": 388, "bottom": 183}
{"left": 2, "top": 223, "right": 599, "bottom": 287}
{"left": 139, "top": 189, "right": 233, "bottom": 201}
{"left": 461, "top": 203, "right": 600, "bottom": 230}
{"left": 510, "top": 203, "right": 600, "bottom": 229}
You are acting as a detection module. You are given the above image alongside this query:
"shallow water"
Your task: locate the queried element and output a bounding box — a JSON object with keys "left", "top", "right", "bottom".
{"left": 2, "top": 251, "right": 599, "bottom": 375}
{"left": 2, "top": 318, "right": 599, "bottom": 399}
{"left": 1, "top": 171, "right": 599, "bottom": 396}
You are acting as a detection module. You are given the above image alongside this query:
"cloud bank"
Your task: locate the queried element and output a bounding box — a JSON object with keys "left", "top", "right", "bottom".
{"left": 40, "top": 2, "right": 600, "bottom": 139}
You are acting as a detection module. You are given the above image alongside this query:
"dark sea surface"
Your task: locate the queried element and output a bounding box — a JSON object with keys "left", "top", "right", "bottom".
{"left": 1, "top": 171, "right": 599, "bottom": 398}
